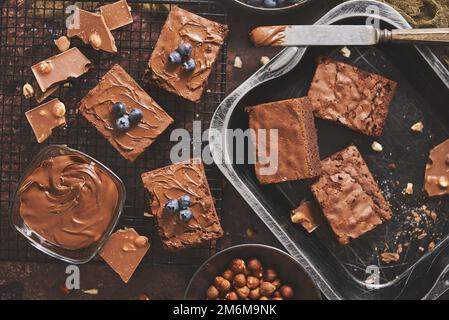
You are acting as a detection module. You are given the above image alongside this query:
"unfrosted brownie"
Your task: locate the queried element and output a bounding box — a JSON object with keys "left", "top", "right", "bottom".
{"left": 246, "top": 97, "right": 321, "bottom": 184}
{"left": 308, "top": 57, "right": 397, "bottom": 137}
{"left": 310, "top": 145, "right": 392, "bottom": 245}
{"left": 141, "top": 159, "right": 223, "bottom": 251}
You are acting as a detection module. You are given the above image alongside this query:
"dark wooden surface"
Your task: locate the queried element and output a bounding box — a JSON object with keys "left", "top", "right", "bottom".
{"left": 1, "top": 0, "right": 448, "bottom": 300}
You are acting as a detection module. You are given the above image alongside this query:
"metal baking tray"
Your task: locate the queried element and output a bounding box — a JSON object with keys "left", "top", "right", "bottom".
{"left": 210, "top": 0, "right": 449, "bottom": 299}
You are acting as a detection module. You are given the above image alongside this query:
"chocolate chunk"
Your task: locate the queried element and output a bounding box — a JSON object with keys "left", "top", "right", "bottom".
{"left": 424, "top": 138, "right": 449, "bottom": 197}
{"left": 25, "top": 98, "right": 66, "bottom": 143}
{"left": 99, "top": 228, "right": 150, "bottom": 283}
{"left": 245, "top": 98, "right": 321, "bottom": 184}
{"left": 67, "top": 8, "right": 117, "bottom": 53}
{"left": 79, "top": 64, "right": 173, "bottom": 162}
{"left": 141, "top": 159, "right": 223, "bottom": 251}
{"left": 308, "top": 57, "right": 397, "bottom": 137}
{"left": 99, "top": 0, "right": 133, "bottom": 30}
{"left": 310, "top": 145, "right": 392, "bottom": 245}
{"left": 31, "top": 47, "right": 92, "bottom": 92}
{"left": 291, "top": 201, "right": 323, "bottom": 233}
{"left": 148, "top": 7, "right": 228, "bottom": 103}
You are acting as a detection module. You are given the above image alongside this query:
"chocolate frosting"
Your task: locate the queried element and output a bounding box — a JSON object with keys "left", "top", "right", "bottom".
{"left": 424, "top": 138, "right": 449, "bottom": 197}
{"left": 79, "top": 64, "right": 173, "bottom": 162}
{"left": 249, "top": 26, "right": 286, "bottom": 47}
{"left": 141, "top": 159, "right": 223, "bottom": 251}
{"left": 149, "top": 6, "right": 228, "bottom": 103}
{"left": 18, "top": 154, "right": 119, "bottom": 250}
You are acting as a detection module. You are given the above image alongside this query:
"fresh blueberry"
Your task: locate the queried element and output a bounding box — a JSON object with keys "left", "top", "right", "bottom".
{"left": 168, "top": 51, "right": 182, "bottom": 64}
{"left": 165, "top": 199, "right": 179, "bottom": 213}
{"left": 112, "top": 102, "right": 126, "bottom": 116}
{"left": 128, "top": 108, "right": 143, "bottom": 124}
{"left": 177, "top": 42, "right": 193, "bottom": 57}
{"left": 179, "top": 208, "right": 193, "bottom": 222}
{"left": 263, "top": 0, "right": 277, "bottom": 7}
{"left": 116, "top": 116, "right": 130, "bottom": 132}
{"left": 178, "top": 195, "right": 191, "bottom": 209}
{"left": 182, "top": 58, "right": 196, "bottom": 72}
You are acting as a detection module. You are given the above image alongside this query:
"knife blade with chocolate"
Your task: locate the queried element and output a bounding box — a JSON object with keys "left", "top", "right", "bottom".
{"left": 250, "top": 25, "right": 449, "bottom": 46}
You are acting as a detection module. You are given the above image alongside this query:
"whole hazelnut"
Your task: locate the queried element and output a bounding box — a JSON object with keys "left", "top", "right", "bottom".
{"left": 230, "top": 258, "right": 246, "bottom": 274}
{"left": 260, "top": 281, "right": 276, "bottom": 297}
{"left": 273, "top": 291, "right": 281, "bottom": 298}
{"left": 259, "top": 296, "right": 269, "bottom": 300}
{"left": 248, "top": 287, "right": 261, "bottom": 300}
{"left": 134, "top": 236, "right": 148, "bottom": 248}
{"left": 225, "top": 292, "right": 238, "bottom": 300}
{"left": 89, "top": 32, "right": 102, "bottom": 49}
{"left": 52, "top": 101, "right": 66, "bottom": 118}
{"left": 247, "top": 276, "right": 260, "bottom": 289}
{"left": 38, "top": 61, "right": 53, "bottom": 74}
{"left": 222, "top": 269, "right": 233, "bottom": 281}
{"left": 247, "top": 258, "right": 262, "bottom": 272}
{"left": 22, "top": 83, "right": 34, "bottom": 99}
{"left": 272, "top": 279, "right": 281, "bottom": 289}
{"left": 206, "top": 285, "right": 220, "bottom": 300}
{"left": 236, "top": 286, "right": 250, "bottom": 299}
{"left": 214, "top": 276, "right": 231, "bottom": 293}
{"left": 233, "top": 273, "right": 246, "bottom": 288}
{"left": 280, "top": 285, "right": 294, "bottom": 299}
{"left": 263, "top": 268, "right": 277, "bottom": 282}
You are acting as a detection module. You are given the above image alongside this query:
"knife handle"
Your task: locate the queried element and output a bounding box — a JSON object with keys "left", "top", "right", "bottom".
{"left": 378, "top": 28, "right": 449, "bottom": 45}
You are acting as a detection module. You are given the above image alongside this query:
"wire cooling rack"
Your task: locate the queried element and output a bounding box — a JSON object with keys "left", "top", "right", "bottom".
{"left": 0, "top": 0, "right": 227, "bottom": 265}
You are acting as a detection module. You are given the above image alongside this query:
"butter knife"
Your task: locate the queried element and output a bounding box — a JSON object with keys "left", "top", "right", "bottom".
{"left": 249, "top": 25, "right": 449, "bottom": 46}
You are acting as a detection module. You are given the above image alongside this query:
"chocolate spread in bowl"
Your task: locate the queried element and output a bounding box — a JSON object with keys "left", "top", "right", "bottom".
{"left": 18, "top": 154, "right": 119, "bottom": 250}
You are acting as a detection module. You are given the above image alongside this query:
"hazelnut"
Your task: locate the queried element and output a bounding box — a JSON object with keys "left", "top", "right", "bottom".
{"left": 89, "top": 32, "right": 102, "bottom": 49}
{"left": 206, "top": 286, "right": 220, "bottom": 300}
{"left": 411, "top": 121, "right": 424, "bottom": 133}
{"left": 272, "top": 279, "right": 281, "bottom": 289}
{"left": 273, "top": 291, "right": 281, "bottom": 297}
{"left": 259, "top": 296, "right": 269, "bottom": 300}
{"left": 272, "top": 296, "right": 283, "bottom": 300}
{"left": 230, "top": 258, "right": 246, "bottom": 274}
{"left": 248, "top": 287, "right": 261, "bottom": 300}
{"left": 214, "top": 276, "right": 231, "bottom": 293}
{"left": 247, "top": 258, "right": 262, "bottom": 271}
{"left": 233, "top": 273, "right": 246, "bottom": 288}
{"left": 260, "top": 281, "right": 276, "bottom": 297}
{"left": 38, "top": 61, "right": 53, "bottom": 74}
{"left": 236, "top": 286, "right": 250, "bottom": 299}
{"left": 122, "top": 242, "right": 136, "bottom": 252}
{"left": 54, "top": 36, "right": 70, "bottom": 52}
{"left": 52, "top": 101, "right": 66, "bottom": 118}
{"left": 279, "top": 285, "right": 294, "bottom": 299}
{"left": 134, "top": 236, "right": 148, "bottom": 247}
{"left": 439, "top": 176, "right": 449, "bottom": 188}
{"left": 225, "top": 291, "right": 238, "bottom": 300}
{"left": 371, "top": 141, "right": 383, "bottom": 152}
{"left": 246, "top": 276, "right": 260, "bottom": 289}
{"left": 263, "top": 268, "right": 277, "bottom": 282}
{"left": 222, "top": 269, "right": 233, "bottom": 281}
{"left": 22, "top": 83, "right": 34, "bottom": 99}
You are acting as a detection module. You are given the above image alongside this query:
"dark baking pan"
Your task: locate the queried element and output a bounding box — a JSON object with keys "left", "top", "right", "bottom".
{"left": 209, "top": 0, "right": 449, "bottom": 299}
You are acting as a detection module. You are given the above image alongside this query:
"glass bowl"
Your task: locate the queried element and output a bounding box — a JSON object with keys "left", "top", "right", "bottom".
{"left": 9, "top": 145, "right": 126, "bottom": 264}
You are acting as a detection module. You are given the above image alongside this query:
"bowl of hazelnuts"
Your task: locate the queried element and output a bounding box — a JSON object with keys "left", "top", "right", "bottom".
{"left": 184, "top": 244, "right": 321, "bottom": 300}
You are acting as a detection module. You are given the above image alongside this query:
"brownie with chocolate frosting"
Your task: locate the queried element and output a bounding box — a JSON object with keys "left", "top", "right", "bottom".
{"left": 245, "top": 97, "right": 321, "bottom": 185}
{"left": 310, "top": 145, "right": 392, "bottom": 245}
{"left": 79, "top": 64, "right": 173, "bottom": 162}
{"left": 308, "top": 57, "right": 397, "bottom": 137}
{"left": 141, "top": 159, "right": 223, "bottom": 251}
{"left": 147, "top": 6, "right": 228, "bottom": 103}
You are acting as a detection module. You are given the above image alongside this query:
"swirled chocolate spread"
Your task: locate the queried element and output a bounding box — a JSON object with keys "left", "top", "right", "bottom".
{"left": 148, "top": 6, "right": 228, "bottom": 103}
{"left": 424, "top": 138, "right": 449, "bottom": 197}
{"left": 141, "top": 159, "right": 223, "bottom": 251}
{"left": 79, "top": 64, "right": 173, "bottom": 162}
{"left": 18, "top": 154, "right": 119, "bottom": 250}
{"left": 249, "top": 26, "right": 286, "bottom": 47}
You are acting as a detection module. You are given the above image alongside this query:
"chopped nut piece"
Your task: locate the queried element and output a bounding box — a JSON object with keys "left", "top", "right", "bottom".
{"left": 22, "top": 83, "right": 34, "bottom": 98}
{"left": 340, "top": 46, "right": 351, "bottom": 58}
{"left": 439, "top": 176, "right": 449, "bottom": 188}
{"left": 428, "top": 242, "right": 436, "bottom": 252}
{"left": 404, "top": 183, "right": 414, "bottom": 195}
{"left": 418, "top": 246, "right": 425, "bottom": 252}
{"left": 54, "top": 36, "right": 70, "bottom": 52}
{"left": 82, "top": 288, "right": 99, "bottom": 295}
{"left": 260, "top": 56, "right": 270, "bottom": 66}
{"left": 411, "top": 121, "right": 424, "bottom": 133}
{"left": 381, "top": 252, "right": 400, "bottom": 263}
{"left": 371, "top": 141, "right": 383, "bottom": 152}
{"left": 234, "top": 56, "right": 242, "bottom": 69}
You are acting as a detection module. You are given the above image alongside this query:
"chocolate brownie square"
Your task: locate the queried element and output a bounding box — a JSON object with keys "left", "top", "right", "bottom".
{"left": 148, "top": 6, "right": 228, "bottom": 103}
{"left": 141, "top": 159, "right": 223, "bottom": 251}
{"left": 245, "top": 97, "right": 321, "bottom": 184}
{"left": 308, "top": 57, "right": 397, "bottom": 137}
{"left": 310, "top": 145, "right": 392, "bottom": 245}
{"left": 79, "top": 64, "right": 173, "bottom": 162}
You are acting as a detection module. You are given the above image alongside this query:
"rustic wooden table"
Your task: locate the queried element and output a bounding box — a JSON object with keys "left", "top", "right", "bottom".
{"left": 1, "top": 0, "right": 448, "bottom": 300}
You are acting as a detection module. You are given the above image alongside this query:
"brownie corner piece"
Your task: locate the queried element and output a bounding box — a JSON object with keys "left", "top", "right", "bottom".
{"left": 246, "top": 97, "right": 321, "bottom": 184}
{"left": 310, "top": 145, "right": 392, "bottom": 245}
{"left": 148, "top": 6, "right": 228, "bottom": 103}
{"left": 308, "top": 56, "right": 397, "bottom": 137}
{"left": 79, "top": 64, "right": 173, "bottom": 162}
{"left": 141, "top": 159, "right": 223, "bottom": 251}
